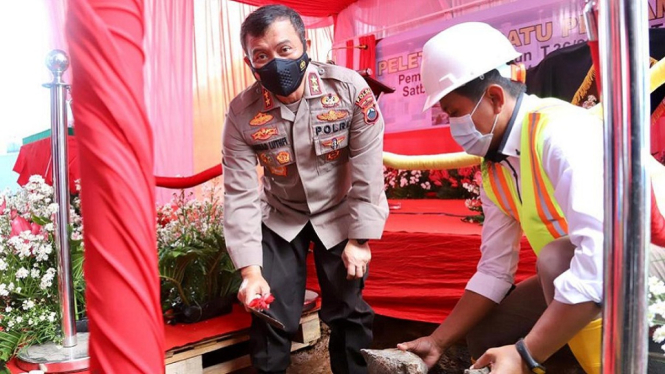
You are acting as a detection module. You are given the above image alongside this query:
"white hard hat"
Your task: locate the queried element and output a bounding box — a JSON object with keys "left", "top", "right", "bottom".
{"left": 421, "top": 22, "right": 521, "bottom": 111}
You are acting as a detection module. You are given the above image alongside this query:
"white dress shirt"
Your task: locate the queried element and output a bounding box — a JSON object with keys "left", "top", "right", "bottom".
{"left": 466, "top": 94, "right": 605, "bottom": 305}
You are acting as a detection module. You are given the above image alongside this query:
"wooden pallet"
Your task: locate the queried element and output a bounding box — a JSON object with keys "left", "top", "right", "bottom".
{"left": 166, "top": 311, "right": 321, "bottom": 374}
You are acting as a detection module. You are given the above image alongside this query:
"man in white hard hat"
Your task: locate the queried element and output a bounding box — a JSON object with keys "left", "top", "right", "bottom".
{"left": 397, "top": 22, "right": 604, "bottom": 373}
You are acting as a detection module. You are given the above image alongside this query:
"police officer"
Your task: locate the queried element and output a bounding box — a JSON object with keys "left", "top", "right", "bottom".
{"left": 222, "top": 5, "right": 388, "bottom": 374}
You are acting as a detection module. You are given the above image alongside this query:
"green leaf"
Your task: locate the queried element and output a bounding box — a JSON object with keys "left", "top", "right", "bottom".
{"left": 0, "top": 331, "right": 24, "bottom": 363}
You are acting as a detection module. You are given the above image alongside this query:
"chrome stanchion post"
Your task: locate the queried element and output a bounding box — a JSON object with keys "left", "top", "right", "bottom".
{"left": 16, "top": 50, "right": 89, "bottom": 373}
{"left": 598, "top": 0, "right": 651, "bottom": 373}
{"left": 46, "top": 50, "right": 77, "bottom": 349}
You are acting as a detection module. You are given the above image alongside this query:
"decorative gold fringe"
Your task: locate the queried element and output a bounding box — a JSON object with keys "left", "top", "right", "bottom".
{"left": 572, "top": 67, "right": 596, "bottom": 107}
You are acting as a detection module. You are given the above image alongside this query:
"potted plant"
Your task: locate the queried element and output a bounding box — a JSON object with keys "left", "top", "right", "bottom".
{"left": 157, "top": 183, "right": 241, "bottom": 324}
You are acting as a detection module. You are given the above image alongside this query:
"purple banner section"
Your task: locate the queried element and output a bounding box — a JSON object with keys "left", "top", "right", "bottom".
{"left": 377, "top": 0, "right": 665, "bottom": 134}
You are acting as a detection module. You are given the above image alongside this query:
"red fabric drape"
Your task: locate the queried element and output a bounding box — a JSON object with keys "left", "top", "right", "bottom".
{"left": 231, "top": 0, "right": 356, "bottom": 17}
{"left": 66, "top": 0, "right": 164, "bottom": 372}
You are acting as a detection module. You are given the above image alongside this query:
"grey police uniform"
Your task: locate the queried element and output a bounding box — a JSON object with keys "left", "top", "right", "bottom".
{"left": 222, "top": 61, "right": 389, "bottom": 374}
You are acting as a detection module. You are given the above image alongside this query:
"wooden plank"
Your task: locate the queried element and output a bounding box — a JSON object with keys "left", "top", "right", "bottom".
{"left": 166, "top": 356, "right": 203, "bottom": 374}
{"left": 165, "top": 335, "right": 249, "bottom": 365}
{"left": 166, "top": 311, "right": 322, "bottom": 373}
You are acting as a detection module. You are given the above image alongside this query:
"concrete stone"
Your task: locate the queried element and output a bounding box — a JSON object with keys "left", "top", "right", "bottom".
{"left": 361, "top": 348, "right": 428, "bottom": 374}
{"left": 464, "top": 367, "right": 490, "bottom": 374}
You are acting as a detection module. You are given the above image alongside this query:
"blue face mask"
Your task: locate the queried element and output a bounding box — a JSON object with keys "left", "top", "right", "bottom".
{"left": 448, "top": 94, "right": 499, "bottom": 157}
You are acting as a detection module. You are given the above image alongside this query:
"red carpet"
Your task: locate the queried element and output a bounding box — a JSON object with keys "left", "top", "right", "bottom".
{"left": 307, "top": 199, "right": 537, "bottom": 323}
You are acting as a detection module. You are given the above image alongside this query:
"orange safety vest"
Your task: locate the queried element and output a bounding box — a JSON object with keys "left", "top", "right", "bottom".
{"left": 481, "top": 98, "right": 573, "bottom": 254}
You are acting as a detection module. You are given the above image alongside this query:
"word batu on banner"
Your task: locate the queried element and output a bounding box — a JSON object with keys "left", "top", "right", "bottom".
{"left": 374, "top": 0, "right": 665, "bottom": 135}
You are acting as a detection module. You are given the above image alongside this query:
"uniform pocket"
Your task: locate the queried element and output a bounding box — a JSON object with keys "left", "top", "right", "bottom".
{"left": 314, "top": 131, "right": 349, "bottom": 174}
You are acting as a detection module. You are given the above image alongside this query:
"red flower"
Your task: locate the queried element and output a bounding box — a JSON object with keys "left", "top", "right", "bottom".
{"left": 10, "top": 216, "right": 31, "bottom": 238}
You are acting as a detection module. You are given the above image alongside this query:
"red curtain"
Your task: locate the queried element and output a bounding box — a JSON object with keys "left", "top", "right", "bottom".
{"left": 231, "top": 0, "right": 356, "bottom": 17}
{"left": 66, "top": 0, "right": 164, "bottom": 372}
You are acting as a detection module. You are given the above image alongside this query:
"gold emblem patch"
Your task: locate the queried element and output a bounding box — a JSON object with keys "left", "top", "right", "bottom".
{"left": 259, "top": 153, "right": 272, "bottom": 165}
{"left": 251, "top": 127, "right": 278, "bottom": 141}
{"left": 300, "top": 60, "right": 307, "bottom": 71}
{"left": 316, "top": 110, "right": 348, "bottom": 122}
{"left": 276, "top": 151, "right": 291, "bottom": 164}
{"left": 326, "top": 150, "right": 341, "bottom": 161}
{"left": 270, "top": 166, "right": 287, "bottom": 176}
{"left": 249, "top": 112, "right": 274, "bottom": 126}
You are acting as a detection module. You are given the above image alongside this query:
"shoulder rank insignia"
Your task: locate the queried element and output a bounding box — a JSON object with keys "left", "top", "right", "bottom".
{"left": 355, "top": 87, "right": 374, "bottom": 110}
{"left": 321, "top": 93, "right": 340, "bottom": 108}
{"left": 262, "top": 87, "right": 274, "bottom": 110}
{"left": 363, "top": 105, "right": 379, "bottom": 124}
{"left": 321, "top": 136, "right": 346, "bottom": 150}
{"left": 276, "top": 151, "right": 291, "bottom": 165}
{"left": 317, "top": 110, "right": 348, "bottom": 122}
{"left": 270, "top": 166, "right": 287, "bottom": 176}
{"left": 308, "top": 72, "right": 322, "bottom": 96}
{"left": 250, "top": 112, "right": 274, "bottom": 126}
{"left": 251, "top": 127, "right": 278, "bottom": 141}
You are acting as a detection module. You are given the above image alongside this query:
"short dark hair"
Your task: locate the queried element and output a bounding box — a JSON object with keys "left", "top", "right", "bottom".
{"left": 240, "top": 5, "right": 307, "bottom": 56}
{"left": 453, "top": 69, "right": 525, "bottom": 101}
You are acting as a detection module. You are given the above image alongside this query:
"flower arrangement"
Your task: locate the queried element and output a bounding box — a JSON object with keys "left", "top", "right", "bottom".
{"left": 0, "top": 176, "right": 239, "bottom": 370}
{"left": 157, "top": 182, "right": 241, "bottom": 324}
{"left": 0, "top": 176, "right": 86, "bottom": 370}
{"left": 384, "top": 165, "right": 484, "bottom": 222}
{"left": 649, "top": 275, "right": 665, "bottom": 353}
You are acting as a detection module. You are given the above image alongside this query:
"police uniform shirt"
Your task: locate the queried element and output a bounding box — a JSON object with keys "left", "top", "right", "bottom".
{"left": 222, "top": 61, "right": 389, "bottom": 269}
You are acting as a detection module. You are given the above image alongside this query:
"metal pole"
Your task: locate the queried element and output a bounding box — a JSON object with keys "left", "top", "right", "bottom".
{"left": 45, "top": 49, "right": 77, "bottom": 348}
{"left": 598, "top": 0, "right": 650, "bottom": 373}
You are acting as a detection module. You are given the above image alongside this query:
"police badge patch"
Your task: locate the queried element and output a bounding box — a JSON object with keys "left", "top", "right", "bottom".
{"left": 363, "top": 105, "right": 379, "bottom": 124}
{"left": 355, "top": 88, "right": 374, "bottom": 110}
{"left": 321, "top": 93, "right": 340, "bottom": 108}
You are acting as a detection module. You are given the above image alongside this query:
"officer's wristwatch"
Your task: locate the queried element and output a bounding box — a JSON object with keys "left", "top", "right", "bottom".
{"left": 515, "top": 338, "right": 546, "bottom": 374}
{"left": 354, "top": 239, "right": 369, "bottom": 245}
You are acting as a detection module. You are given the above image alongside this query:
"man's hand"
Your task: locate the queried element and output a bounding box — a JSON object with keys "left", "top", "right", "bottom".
{"left": 238, "top": 265, "right": 270, "bottom": 311}
{"left": 473, "top": 344, "right": 529, "bottom": 374}
{"left": 396, "top": 336, "right": 444, "bottom": 368}
{"left": 342, "top": 240, "right": 371, "bottom": 280}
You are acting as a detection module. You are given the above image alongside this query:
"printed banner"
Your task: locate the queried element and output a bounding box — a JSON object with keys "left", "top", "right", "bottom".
{"left": 376, "top": 0, "right": 665, "bottom": 134}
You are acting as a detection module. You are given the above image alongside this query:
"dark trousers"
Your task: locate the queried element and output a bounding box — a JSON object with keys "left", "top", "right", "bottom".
{"left": 250, "top": 223, "right": 374, "bottom": 374}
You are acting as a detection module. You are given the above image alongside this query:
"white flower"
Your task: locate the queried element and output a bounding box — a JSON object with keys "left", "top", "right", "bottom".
{"left": 6, "top": 306, "right": 12, "bottom": 312}
{"left": 48, "top": 203, "right": 59, "bottom": 215}
{"left": 31, "top": 268, "right": 40, "bottom": 278}
{"left": 0, "top": 259, "right": 6, "bottom": 271}
{"left": 7, "top": 321, "right": 14, "bottom": 328}
{"left": 22, "top": 299, "right": 35, "bottom": 310}
{"left": 0, "top": 283, "right": 8, "bottom": 297}
{"left": 16, "top": 316, "right": 22, "bottom": 323}
{"left": 16, "top": 267, "right": 29, "bottom": 279}
{"left": 44, "top": 223, "right": 54, "bottom": 232}
{"left": 28, "top": 319, "right": 34, "bottom": 326}
{"left": 654, "top": 326, "right": 665, "bottom": 343}
{"left": 7, "top": 282, "right": 14, "bottom": 291}
{"left": 39, "top": 315, "right": 45, "bottom": 321}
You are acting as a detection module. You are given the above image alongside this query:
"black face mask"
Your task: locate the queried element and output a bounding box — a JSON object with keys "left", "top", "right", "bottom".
{"left": 252, "top": 52, "right": 310, "bottom": 97}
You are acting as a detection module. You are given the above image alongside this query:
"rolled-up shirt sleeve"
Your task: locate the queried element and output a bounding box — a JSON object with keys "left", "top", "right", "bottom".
{"left": 466, "top": 183, "right": 523, "bottom": 303}
{"left": 545, "top": 113, "right": 604, "bottom": 304}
